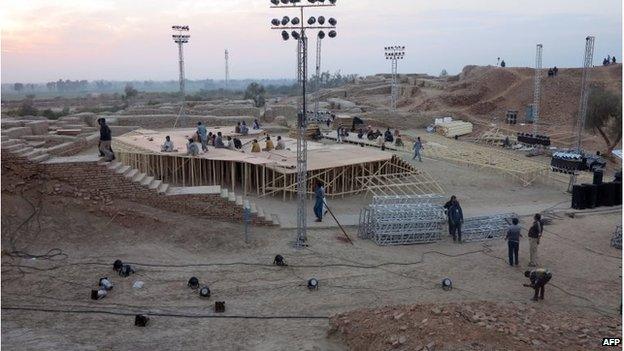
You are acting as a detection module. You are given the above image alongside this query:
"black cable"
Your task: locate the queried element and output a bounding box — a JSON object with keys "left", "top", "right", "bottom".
{"left": 1, "top": 306, "right": 329, "bottom": 320}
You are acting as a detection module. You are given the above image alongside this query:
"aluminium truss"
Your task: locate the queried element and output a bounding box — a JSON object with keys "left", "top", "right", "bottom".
{"left": 461, "top": 213, "right": 517, "bottom": 243}
{"left": 358, "top": 195, "right": 446, "bottom": 246}
{"left": 611, "top": 225, "right": 622, "bottom": 249}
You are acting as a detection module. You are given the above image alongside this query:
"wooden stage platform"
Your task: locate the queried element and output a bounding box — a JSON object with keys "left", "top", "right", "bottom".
{"left": 113, "top": 128, "right": 443, "bottom": 199}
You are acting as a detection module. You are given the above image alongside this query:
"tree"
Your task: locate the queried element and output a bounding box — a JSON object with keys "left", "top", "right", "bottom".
{"left": 244, "top": 82, "right": 266, "bottom": 107}
{"left": 123, "top": 83, "right": 139, "bottom": 100}
{"left": 586, "top": 86, "right": 622, "bottom": 155}
{"left": 13, "top": 83, "right": 24, "bottom": 93}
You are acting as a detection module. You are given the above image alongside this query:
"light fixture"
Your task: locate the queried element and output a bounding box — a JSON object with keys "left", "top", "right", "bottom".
{"left": 274, "top": 254, "right": 287, "bottom": 266}
{"left": 328, "top": 17, "right": 337, "bottom": 25}
{"left": 113, "top": 259, "right": 123, "bottom": 272}
{"left": 135, "top": 314, "right": 149, "bottom": 327}
{"left": 188, "top": 277, "right": 199, "bottom": 289}
{"left": 199, "top": 285, "right": 211, "bottom": 297}
{"left": 291, "top": 17, "right": 300, "bottom": 25}
{"left": 328, "top": 30, "right": 337, "bottom": 38}
{"left": 318, "top": 16, "right": 325, "bottom": 25}
{"left": 292, "top": 31, "right": 300, "bottom": 40}
{"left": 99, "top": 277, "right": 113, "bottom": 291}
{"left": 307, "top": 278, "right": 319, "bottom": 290}
{"left": 308, "top": 16, "right": 316, "bottom": 25}
{"left": 281, "top": 30, "right": 290, "bottom": 40}
{"left": 281, "top": 16, "right": 290, "bottom": 25}
{"left": 271, "top": 18, "right": 280, "bottom": 26}
{"left": 318, "top": 31, "right": 325, "bottom": 39}
{"left": 271, "top": 0, "right": 280, "bottom": 4}
{"left": 442, "top": 278, "right": 453, "bottom": 291}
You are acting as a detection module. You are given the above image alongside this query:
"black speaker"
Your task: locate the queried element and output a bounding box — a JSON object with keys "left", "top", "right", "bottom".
{"left": 571, "top": 185, "right": 585, "bottom": 209}
{"left": 597, "top": 183, "right": 610, "bottom": 207}
{"left": 605, "top": 182, "right": 617, "bottom": 207}
{"left": 615, "top": 181, "right": 622, "bottom": 206}
{"left": 593, "top": 170, "right": 604, "bottom": 185}
{"left": 582, "top": 184, "right": 597, "bottom": 209}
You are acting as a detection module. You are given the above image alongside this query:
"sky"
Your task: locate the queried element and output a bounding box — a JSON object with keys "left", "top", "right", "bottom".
{"left": 1, "top": 0, "right": 622, "bottom": 83}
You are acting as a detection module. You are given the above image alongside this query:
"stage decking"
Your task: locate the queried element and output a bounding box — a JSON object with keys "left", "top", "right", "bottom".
{"left": 113, "top": 128, "right": 443, "bottom": 198}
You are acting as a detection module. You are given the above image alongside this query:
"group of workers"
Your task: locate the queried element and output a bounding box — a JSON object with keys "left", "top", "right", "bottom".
{"left": 547, "top": 66, "right": 559, "bottom": 77}
{"left": 250, "top": 135, "right": 286, "bottom": 153}
{"left": 603, "top": 55, "right": 617, "bottom": 66}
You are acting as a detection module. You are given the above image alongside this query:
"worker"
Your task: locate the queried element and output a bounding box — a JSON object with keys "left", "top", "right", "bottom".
{"left": 357, "top": 129, "right": 364, "bottom": 139}
{"left": 214, "top": 132, "right": 225, "bottom": 148}
{"left": 395, "top": 136, "right": 404, "bottom": 147}
{"left": 500, "top": 60, "right": 506, "bottom": 67}
{"left": 524, "top": 268, "right": 552, "bottom": 301}
{"left": 275, "top": 136, "right": 286, "bottom": 150}
{"left": 251, "top": 139, "right": 261, "bottom": 153}
{"left": 233, "top": 138, "right": 243, "bottom": 150}
{"left": 528, "top": 213, "right": 543, "bottom": 267}
{"left": 613, "top": 56, "right": 617, "bottom": 64}
{"left": 413, "top": 137, "right": 423, "bottom": 161}
{"left": 197, "top": 122, "right": 208, "bottom": 151}
{"left": 336, "top": 125, "right": 343, "bottom": 143}
{"left": 384, "top": 128, "right": 394, "bottom": 143}
{"left": 240, "top": 121, "right": 249, "bottom": 135}
{"left": 252, "top": 119, "right": 261, "bottom": 130}
{"left": 376, "top": 134, "right": 384, "bottom": 147}
{"left": 187, "top": 138, "right": 200, "bottom": 156}
{"left": 314, "top": 181, "right": 325, "bottom": 222}
{"left": 552, "top": 66, "right": 558, "bottom": 76}
{"left": 447, "top": 196, "right": 464, "bottom": 243}
{"left": 235, "top": 122, "right": 241, "bottom": 134}
{"left": 505, "top": 217, "right": 522, "bottom": 266}
{"left": 263, "top": 136, "right": 274, "bottom": 151}
{"left": 161, "top": 135, "right": 175, "bottom": 152}
{"left": 98, "top": 118, "right": 115, "bottom": 162}
{"left": 225, "top": 136, "right": 234, "bottom": 150}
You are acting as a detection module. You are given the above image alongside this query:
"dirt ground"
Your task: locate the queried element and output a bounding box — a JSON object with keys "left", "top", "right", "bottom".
{"left": 1, "top": 162, "right": 621, "bottom": 350}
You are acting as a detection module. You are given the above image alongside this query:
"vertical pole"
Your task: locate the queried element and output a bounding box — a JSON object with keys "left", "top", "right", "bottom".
{"left": 295, "top": 6, "right": 308, "bottom": 248}
{"left": 532, "top": 44, "right": 543, "bottom": 134}
{"left": 313, "top": 36, "right": 322, "bottom": 119}
{"left": 225, "top": 49, "right": 230, "bottom": 90}
{"left": 178, "top": 42, "right": 186, "bottom": 127}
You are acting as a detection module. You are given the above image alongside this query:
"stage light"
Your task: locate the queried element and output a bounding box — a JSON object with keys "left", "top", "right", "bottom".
{"left": 328, "top": 30, "right": 337, "bottom": 38}
{"left": 281, "top": 30, "right": 290, "bottom": 40}
{"left": 318, "top": 31, "right": 325, "bottom": 39}
{"left": 329, "top": 0, "right": 336, "bottom": 3}
{"left": 318, "top": 16, "right": 325, "bottom": 25}
{"left": 291, "top": 17, "right": 300, "bottom": 25}
{"left": 442, "top": 278, "right": 453, "bottom": 291}
{"left": 328, "top": 17, "right": 337, "bottom": 25}
{"left": 188, "top": 277, "right": 199, "bottom": 289}
{"left": 118, "top": 264, "right": 135, "bottom": 277}
{"left": 271, "top": 18, "right": 280, "bottom": 26}
{"left": 308, "top": 17, "right": 316, "bottom": 25}
{"left": 281, "top": 16, "right": 291, "bottom": 25}
{"left": 271, "top": 0, "right": 280, "bottom": 4}
{"left": 91, "top": 289, "right": 107, "bottom": 300}
{"left": 281, "top": 0, "right": 289, "bottom": 3}
{"left": 135, "top": 315, "right": 149, "bottom": 327}
{"left": 292, "top": 31, "right": 300, "bottom": 40}
{"left": 113, "top": 259, "right": 123, "bottom": 272}
{"left": 307, "top": 278, "right": 319, "bottom": 290}
{"left": 99, "top": 277, "right": 113, "bottom": 291}
{"left": 199, "top": 285, "right": 211, "bottom": 297}
{"left": 274, "top": 254, "right": 287, "bottom": 266}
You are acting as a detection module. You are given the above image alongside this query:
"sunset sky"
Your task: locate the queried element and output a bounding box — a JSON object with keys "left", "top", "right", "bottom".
{"left": 1, "top": 0, "right": 622, "bottom": 83}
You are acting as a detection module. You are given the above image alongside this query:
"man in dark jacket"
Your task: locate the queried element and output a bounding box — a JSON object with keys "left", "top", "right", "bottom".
{"left": 445, "top": 196, "right": 464, "bottom": 243}
{"left": 528, "top": 213, "right": 543, "bottom": 267}
{"left": 524, "top": 268, "right": 552, "bottom": 301}
{"left": 98, "top": 118, "right": 114, "bottom": 162}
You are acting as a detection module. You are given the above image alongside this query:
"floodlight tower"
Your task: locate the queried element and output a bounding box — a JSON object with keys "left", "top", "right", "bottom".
{"left": 270, "top": 0, "right": 338, "bottom": 248}
{"left": 385, "top": 46, "right": 405, "bottom": 111}
{"left": 172, "top": 25, "right": 190, "bottom": 127}
{"left": 575, "top": 36, "right": 595, "bottom": 151}
{"left": 532, "top": 44, "right": 543, "bottom": 134}
{"left": 225, "top": 49, "right": 230, "bottom": 89}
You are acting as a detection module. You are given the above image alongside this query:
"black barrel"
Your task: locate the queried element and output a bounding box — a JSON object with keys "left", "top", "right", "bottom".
{"left": 571, "top": 185, "right": 586, "bottom": 209}
{"left": 593, "top": 170, "right": 604, "bottom": 185}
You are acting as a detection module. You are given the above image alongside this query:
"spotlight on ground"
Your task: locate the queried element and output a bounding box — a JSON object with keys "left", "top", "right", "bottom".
{"left": 199, "top": 285, "right": 211, "bottom": 298}
{"left": 307, "top": 278, "right": 319, "bottom": 290}
{"left": 442, "top": 278, "right": 453, "bottom": 291}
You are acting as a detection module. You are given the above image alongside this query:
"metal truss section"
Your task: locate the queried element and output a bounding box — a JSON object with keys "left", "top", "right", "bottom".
{"left": 358, "top": 195, "right": 446, "bottom": 246}
{"left": 611, "top": 225, "right": 622, "bottom": 249}
{"left": 461, "top": 213, "right": 517, "bottom": 243}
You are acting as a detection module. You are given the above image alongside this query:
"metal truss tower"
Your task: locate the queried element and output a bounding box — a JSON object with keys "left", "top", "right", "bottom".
{"left": 313, "top": 35, "right": 322, "bottom": 118}
{"left": 532, "top": 44, "right": 543, "bottom": 134}
{"left": 576, "top": 36, "right": 595, "bottom": 150}
{"left": 270, "top": 0, "right": 338, "bottom": 248}
{"left": 172, "top": 25, "right": 190, "bottom": 128}
{"left": 384, "top": 46, "right": 405, "bottom": 111}
{"left": 225, "top": 49, "right": 230, "bottom": 89}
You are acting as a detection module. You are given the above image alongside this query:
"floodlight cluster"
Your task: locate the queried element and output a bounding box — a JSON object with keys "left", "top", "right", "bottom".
{"left": 172, "top": 25, "right": 190, "bottom": 44}
{"left": 270, "top": 15, "right": 337, "bottom": 41}
{"left": 384, "top": 45, "right": 406, "bottom": 60}
{"left": 270, "top": 0, "right": 337, "bottom": 4}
